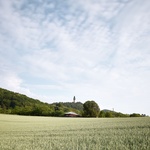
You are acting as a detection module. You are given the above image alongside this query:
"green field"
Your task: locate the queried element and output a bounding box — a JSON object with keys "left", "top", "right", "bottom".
{"left": 0, "top": 114, "right": 150, "bottom": 150}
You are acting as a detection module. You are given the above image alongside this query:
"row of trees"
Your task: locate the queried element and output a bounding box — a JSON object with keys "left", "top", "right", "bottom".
{"left": 83, "top": 102, "right": 146, "bottom": 117}
{"left": 0, "top": 88, "right": 147, "bottom": 117}
{"left": 82, "top": 101, "right": 146, "bottom": 117}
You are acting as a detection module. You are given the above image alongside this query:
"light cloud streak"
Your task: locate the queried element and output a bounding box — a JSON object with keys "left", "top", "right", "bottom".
{"left": 0, "top": 0, "right": 150, "bottom": 115}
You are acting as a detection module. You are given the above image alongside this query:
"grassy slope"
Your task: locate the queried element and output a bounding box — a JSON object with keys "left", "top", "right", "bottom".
{"left": 0, "top": 114, "right": 150, "bottom": 150}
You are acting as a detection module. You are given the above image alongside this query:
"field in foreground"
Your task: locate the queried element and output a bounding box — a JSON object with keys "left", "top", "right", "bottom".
{"left": 0, "top": 114, "right": 150, "bottom": 150}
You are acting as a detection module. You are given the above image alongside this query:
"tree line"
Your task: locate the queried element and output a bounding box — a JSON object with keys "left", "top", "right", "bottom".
{"left": 0, "top": 88, "right": 146, "bottom": 117}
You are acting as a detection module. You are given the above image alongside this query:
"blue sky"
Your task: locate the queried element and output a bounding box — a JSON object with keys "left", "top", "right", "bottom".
{"left": 0, "top": 0, "right": 150, "bottom": 115}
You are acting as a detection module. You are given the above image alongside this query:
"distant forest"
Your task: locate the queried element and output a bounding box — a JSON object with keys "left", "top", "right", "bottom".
{"left": 0, "top": 87, "right": 146, "bottom": 117}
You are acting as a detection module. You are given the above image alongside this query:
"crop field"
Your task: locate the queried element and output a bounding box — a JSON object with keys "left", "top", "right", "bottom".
{"left": 0, "top": 114, "right": 150, "bottom": 150}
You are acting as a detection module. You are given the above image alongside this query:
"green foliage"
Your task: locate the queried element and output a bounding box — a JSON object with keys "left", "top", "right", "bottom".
{"left": 54, "top": 102, "right": 83, "bottom": 111}
{"left": 0, "top": 87, "right": 146, "bottom": 117}
{"left": 83, "top": 100, "right": 100, "bottom": 117}
{"left": 105, "top": 111, "right": 113, "bottom": 118}
{"left": 52, "top": 102, "right": 82, "bottom": 116}
{"left": 130, "top": 113, "right": 142, "bottom": 117}
{"left": 0, "top": 88, "right": 83, "bottom": 117}
{"left": 0, "top": 88, "right": 55, "bottom": 116}
{"left": 99, "top": 110, "right": 129, "bottom": 118}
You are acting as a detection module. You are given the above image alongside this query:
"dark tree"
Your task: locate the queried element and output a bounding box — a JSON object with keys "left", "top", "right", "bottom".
{"left": 130, "top": 113, "right": 141, "bottom": 117}
{"left": 99, "top": 110, "right": 106, "bottom": 117}
{"left": 105, "top": 111, "right": 113, "bottom": 118}
{"left": 83, "top": 100, "right": 100, "bottom": 117}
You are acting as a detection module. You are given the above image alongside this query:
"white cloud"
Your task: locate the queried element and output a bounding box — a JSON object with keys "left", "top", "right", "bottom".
{"left": 0, "top": 70, "right": 21, "bottom": 91}
{"left": 0, "top": 0, "right": 150, "bottom": 115}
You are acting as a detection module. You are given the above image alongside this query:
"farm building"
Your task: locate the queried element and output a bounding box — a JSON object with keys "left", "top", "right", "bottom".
{"left": 64, "top": 112, "right": 80, "bottom": 117}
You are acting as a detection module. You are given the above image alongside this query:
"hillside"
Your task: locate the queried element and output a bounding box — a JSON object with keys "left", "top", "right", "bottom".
{"left": 0, "top": 87, "right": 146, "bottom": 117}
{"left": 0, "top": 88, "right": 82, "bottom": 116}
{"left": 99, "top": 109, "right": 129, "bottom": 117}
{"left": 53, "top": 102, "right": 83, "bottom": 111}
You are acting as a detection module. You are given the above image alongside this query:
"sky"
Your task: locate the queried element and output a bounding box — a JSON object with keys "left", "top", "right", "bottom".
{"left": 0, "top": 0, "right": 150, "bottom": 115}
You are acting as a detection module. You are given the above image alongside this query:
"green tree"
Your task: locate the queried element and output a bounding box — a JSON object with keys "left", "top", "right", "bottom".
{"left": 130, "top": 113, "right": 141, "bottom": 117}
{"left": 105, "top": 111, "right": 113, "bottom": 118}
{"left": 99, "top": 110, "right": 106, "bottom": 117}
{"left": 83, "top": 100, "right": 100, "bottom": 117}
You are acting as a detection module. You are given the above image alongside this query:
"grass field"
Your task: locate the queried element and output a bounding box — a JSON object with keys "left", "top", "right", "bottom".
{"left": 0, "top": 114, "right": 150, "bottom": 150}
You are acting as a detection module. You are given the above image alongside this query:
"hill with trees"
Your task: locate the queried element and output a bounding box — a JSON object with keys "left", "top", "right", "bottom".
{"left": 0, "top": 87, "right": 146, "bottom": 117}
{"left": 0, "top": 88, "right": 82, "bottom": 116}
{"left": 53, "top": 102, "right": 83, "bottom": 111}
